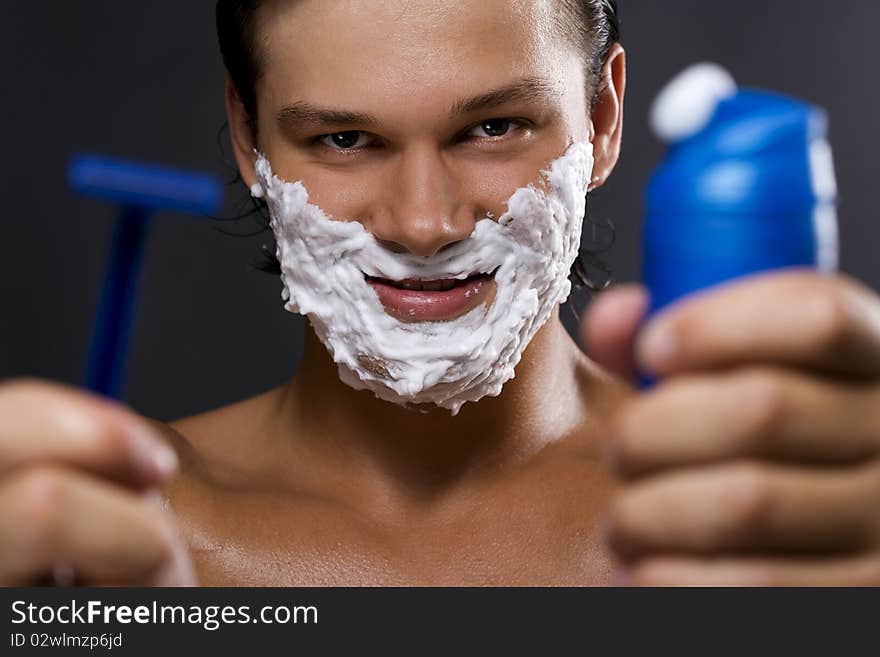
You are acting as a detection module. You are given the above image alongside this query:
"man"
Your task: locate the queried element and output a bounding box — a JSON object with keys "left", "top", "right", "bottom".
{"left": 0, "top": 0, "right": 878, "bottom": 586}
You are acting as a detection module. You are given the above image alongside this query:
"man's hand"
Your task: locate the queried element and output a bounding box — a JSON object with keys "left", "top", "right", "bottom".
{"left": 583, "top": 270, "right": 880, "bottom": 586}
{"left": 0, "top": 380, "right": 196, "bottom": 585}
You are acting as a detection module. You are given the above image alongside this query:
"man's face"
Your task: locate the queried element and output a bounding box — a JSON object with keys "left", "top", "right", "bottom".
{"left": 248, "top": 0, "right": 592, "bottom": 253}
{"left": 237, "top": 0, "right": 603, "bottom": 412}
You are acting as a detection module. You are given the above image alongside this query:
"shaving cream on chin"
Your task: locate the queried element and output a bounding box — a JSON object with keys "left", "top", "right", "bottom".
{"left": 251, "top": 141, "right": 594, "bottom": 415}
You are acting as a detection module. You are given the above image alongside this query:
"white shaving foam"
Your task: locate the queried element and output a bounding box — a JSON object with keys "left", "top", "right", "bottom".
{"left": 252, "top": 141, "right": 594, "bottom": 415}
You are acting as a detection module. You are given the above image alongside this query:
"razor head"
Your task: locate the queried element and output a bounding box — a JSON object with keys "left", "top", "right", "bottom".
{"left": 68, "top": 154, "right": 223, "bottom": 215}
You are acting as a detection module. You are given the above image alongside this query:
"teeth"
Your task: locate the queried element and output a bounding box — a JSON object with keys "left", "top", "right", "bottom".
{"left": 398, "top": 279, "right": 459, "bottom": 291}
{"left": 365, "top": 272, "right": 489, "bottom": 291}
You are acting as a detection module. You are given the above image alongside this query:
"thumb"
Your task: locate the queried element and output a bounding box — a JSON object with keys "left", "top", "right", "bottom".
{"left": 580, "top": 284, "right": 650, "bottom": 383}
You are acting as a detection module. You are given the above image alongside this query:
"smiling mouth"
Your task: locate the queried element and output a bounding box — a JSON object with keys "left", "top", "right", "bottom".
{"left": 365, "top": 272, "right": 492, "bottom": 291}
{"left": 364, "top": 271, "right": 497, "bottom": 321}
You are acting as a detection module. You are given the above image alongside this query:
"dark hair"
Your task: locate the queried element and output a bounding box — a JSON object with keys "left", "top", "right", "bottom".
{"left": 216, "top": 0, "right": 620, "bottom": 292}
{"left": 560, "top": 0, "right": 621, "bottom": 100}
{"left": 218, "top": 0, "right": 620, "bottom": 133}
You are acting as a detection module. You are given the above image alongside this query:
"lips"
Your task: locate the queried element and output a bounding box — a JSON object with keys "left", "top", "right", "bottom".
{"left": 365, "top": 272, "right": 495, "bottom": 322}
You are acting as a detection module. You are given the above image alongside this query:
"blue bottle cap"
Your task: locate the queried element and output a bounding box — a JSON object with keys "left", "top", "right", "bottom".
{"left": 642, "top": 63, "right": 839, "bottom": 317}
{"left": 646, "top": 64, "right": 837, "bottom": 216}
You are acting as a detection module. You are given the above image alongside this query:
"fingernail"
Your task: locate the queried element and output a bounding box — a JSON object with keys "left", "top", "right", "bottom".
{"left": 127, "top": 426, "right": 178, "bottom": 481}
{"left": 638, "top": 318, "right": 678, "bottom": 374}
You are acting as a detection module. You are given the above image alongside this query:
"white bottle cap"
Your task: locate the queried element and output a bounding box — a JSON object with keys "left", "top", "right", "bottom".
{"left": 650, "top": 62, "right": 737, "bottom": 143}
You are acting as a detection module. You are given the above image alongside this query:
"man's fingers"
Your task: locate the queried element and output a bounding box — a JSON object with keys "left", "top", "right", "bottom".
{"left": 607, "top": 461, "right": 880, "bottom": 560}
{"left": 581, "top": 284, "right": 649, "bottom": 382}
{"left": 635, "top": 271, "right": 880, "bottom": 379}
{"left": 610, "top": 369, "right": 880, "bottom": 477}
{"left": 0, "top": 380, "right": 177, "bottom": 488}
{"left": 0, "top": 465, "right": 195, "bottom": 586}
{"left": 626, "top": 554, "right": 880, "bottom": 587}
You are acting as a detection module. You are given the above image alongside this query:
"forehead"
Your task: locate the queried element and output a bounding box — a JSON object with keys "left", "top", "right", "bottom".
{"left": 255, "top": 0, "right": 583, "bottom": 115}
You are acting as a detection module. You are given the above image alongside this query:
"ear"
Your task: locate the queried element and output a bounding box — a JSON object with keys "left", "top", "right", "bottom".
{"left": 588, "top": 44, "right": 626, "bottom": 191}
{"left": 225, "top": 76, "right": 259, "bottom": 189}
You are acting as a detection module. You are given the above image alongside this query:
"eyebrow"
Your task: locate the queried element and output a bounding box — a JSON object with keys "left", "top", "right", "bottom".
{"left": 276, "top": 103, "right": 381, "bottom": 130}
{"left": 275, "top": 77, "right": 559, "bottom": 131}
{"left": 448, "top": 77, "right": 559, "bottom": 117}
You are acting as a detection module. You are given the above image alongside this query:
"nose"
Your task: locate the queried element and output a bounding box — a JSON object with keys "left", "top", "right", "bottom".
{"left": 369, "top": 146, "right": 478, "bottom": 257}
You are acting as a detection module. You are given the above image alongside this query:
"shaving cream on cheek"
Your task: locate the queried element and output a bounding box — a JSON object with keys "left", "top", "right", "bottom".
{"left": 252, "top": 141, "right": 594, "bottom": 415}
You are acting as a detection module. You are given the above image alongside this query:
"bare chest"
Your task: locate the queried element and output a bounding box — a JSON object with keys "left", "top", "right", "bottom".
{"left": 171, "top": 458, "right": 616, "bottom": 586}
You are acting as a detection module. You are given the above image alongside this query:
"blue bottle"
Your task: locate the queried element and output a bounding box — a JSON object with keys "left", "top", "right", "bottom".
{"left": 643, "top": 63, "right": 839, "bottom": 316}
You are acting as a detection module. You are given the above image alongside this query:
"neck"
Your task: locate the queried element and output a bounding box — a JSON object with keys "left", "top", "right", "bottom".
{"left": 276, "top": 308, "right": 606, "bottom": 505}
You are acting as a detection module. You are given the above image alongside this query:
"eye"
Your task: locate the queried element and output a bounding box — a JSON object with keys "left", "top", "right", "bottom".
{"left": 467, "top": 119, "right": 520, "bottom": 139}
{"left": 319, "top": 130, "right": 373, "bottom": 150}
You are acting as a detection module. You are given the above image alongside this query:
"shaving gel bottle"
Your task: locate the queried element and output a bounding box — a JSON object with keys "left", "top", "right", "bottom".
{"left": 643, "top": 63, "right": 839, "bottom": 318}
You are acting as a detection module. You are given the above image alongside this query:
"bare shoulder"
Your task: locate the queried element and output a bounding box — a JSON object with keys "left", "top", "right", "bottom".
{"left": 560, "top": 345, "right": 633, "bottom": 453}
{"left": 149, "top": 387, "right": 286, "bottom": 487}
{"left": 515, "top": 348, "right": 631, "bottom": 494}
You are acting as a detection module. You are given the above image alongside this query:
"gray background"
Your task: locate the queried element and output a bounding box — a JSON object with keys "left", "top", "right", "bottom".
{"left": 2, "top": 1, "right": 878, "bottom": 420}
